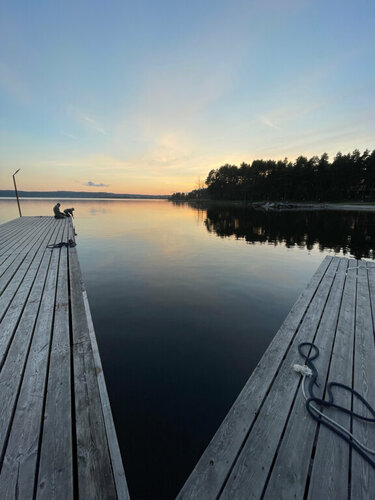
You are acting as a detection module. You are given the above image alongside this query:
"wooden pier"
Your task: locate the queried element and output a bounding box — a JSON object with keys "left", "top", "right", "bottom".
{"left": 0, "top": 216, "right": 129, "bottom": 499}
{"left": 178, "top": 255, "right": 375, "bottom": 499}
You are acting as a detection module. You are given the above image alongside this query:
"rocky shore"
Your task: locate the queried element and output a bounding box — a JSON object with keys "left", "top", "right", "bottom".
{"left": 252, "top": 201, "right": 375, "bottom": 211}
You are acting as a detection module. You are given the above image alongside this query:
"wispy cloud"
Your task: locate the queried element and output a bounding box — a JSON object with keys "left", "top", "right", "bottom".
{"left": 81, "top": 115, "right": 106, "bottom": 135}
{"left": 258, "top": 115, "right": 279, "bottom": 129}
{"left": 85, "top": 180, "right": 108, "bottom": 187}
{"left": 62, "top": 131, "right": 78, "bottom": 140}
{"left": 69, "top": 107, "right": 106, "bottom": 135}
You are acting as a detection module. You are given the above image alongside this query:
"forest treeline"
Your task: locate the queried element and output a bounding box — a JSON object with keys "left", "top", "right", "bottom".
{"left": 170, "top": 149, "right": 375, "bottom": 202}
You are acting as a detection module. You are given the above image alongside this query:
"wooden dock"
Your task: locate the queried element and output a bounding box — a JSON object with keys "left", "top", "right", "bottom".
{"left": 0, "top": 216, "right": 129, "bottom": 499}
{"left": 178, "top": 255, "right": 375, "bottom": 499}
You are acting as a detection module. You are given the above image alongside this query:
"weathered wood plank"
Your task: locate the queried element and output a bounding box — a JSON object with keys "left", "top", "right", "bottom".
{"left": 69, "top": 225, "right": 118, "bottom": 499}
{"left": 219, "top": 257, "right": 340, "bottom": 499}
{"left": 0, "top": 219, "right": 52, "bottom": 308}
{"left": 0, "top": 217, "right": 48, "bottom": 265}
{"left": 307, "top": 258, "right": 357, "bottom": 500}
{"left": 36, "top": 221, "right": 74, "bottom": 500}
{"left": 0, "top": 220, "right": 66, "bottom": 499}
{"left": 0, "top": 218, "right": 55, "bottom": 320}
{"left": 0, "top": 217, "right": 32, "bottom": 254}
{"left": 177, "top": 256, "right": 333, "bottom": 499}
{"left": 351, "top": 264, "right": 375, "bottom": 500}
{"left": 263, "top": 258, "right": 348, "bottom": 500}
{"left": 0, "top": 217, "right": 50, "bottom": 253}
{"left": 0, "top": 217, "right": 25, "bottom": 235}
{"left": 0, "top": 217, "right": 51, "bottom": 277}
{"left": 0, "top": 217, "right": 32, "bottom": 245}
{"left": 0, "top": 220, "right": 59, "bottom": 366}
{"left": 0, "top": 216, "right": 41, "bottom": 247}
{"left": 0, "top": 221, "right": 64, "bottom": 461}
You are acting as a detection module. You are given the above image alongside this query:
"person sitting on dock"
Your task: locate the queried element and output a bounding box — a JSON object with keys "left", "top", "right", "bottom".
{"left": 64, "top": 207, "right": 75, "bottom": 218}
{"left": 53, "top": 202, "right": 66, "bottom": 219}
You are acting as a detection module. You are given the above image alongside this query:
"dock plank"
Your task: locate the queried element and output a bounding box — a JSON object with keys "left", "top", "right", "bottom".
{"left": 0, "top": 221, "right": 63, "bottom": 463}
{"left": 0, "top": 220, "right": 59, "bottom": 366}
{"left": 0, "top": 217, "right": 33, "bottom": 256}
{"left": 0, "top": 216, "right": 31, "bottom": 248}
{"left": 0, "top": 217, "right": 48, "bottom": 269}
{"left": 0, "top": 218, "right": 50, "bottom": 280}
{"left": 0, "top": 215, "right": 40, "bottom": 244}
{"left": 307, "top": 258, "right": 357, "bottom": 500}
{"left": 0, "top": 218, "right": 53, "bottom": 310}
{"left": 0, "top": 217, "right": 25, "bottom": 234}
{"left": 36, "top": 221, "right": 74, "bottom": 500}
{"left": 0, "top": 220, "right": 65, "bottom": 499}
{"left": 351, "top": 264, "right": 375, "bottom": 500}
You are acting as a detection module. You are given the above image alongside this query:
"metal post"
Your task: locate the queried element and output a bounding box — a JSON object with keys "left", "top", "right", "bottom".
{"left": 12, "top": 169, "right": 22, "bottom": 217}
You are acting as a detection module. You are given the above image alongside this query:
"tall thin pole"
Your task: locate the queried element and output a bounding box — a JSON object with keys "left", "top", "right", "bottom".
{"left": 13, "top": 169, "right": 22, "bottom": 217}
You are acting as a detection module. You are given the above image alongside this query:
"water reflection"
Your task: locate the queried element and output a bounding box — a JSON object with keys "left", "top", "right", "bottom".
{"left": 1, "top": 198, "right": 373, "bottom": 499}
{"left": 179, "top": 203, "right": 375, "bottom": 260}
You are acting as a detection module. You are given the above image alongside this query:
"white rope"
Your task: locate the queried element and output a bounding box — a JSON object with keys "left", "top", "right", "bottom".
{"left": 293, "top": 364, "right": 313, "bottom": 376}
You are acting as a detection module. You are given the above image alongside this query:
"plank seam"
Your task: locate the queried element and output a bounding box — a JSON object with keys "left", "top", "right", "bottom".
{"left": 348, "top": 264, "right": 359, "bottom": 500}
{"left": 367, "top": 265, "right": 375, "bottom": 347}
{"left": 67, "top": 233, "right": 79, "bottom": 500}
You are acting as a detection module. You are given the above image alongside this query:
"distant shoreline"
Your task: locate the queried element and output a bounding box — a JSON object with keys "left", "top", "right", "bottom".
{"left": 0, "top": 190, "right": 168, "bottom": 199}
{"left": 0, "top": 197, "right": 168, "bottom": 201}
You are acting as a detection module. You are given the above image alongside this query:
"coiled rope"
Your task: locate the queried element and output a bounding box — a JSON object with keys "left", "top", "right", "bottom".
{"left": 47, "top": 239, "right": 76, "bottom": 249}
{"left": 294, "top": 342, "right": 375, "bottom": 468}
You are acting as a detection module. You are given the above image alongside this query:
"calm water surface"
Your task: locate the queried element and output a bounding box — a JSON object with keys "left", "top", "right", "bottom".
{"left": 1, "top": 198, "right": 374, "bottom": 499}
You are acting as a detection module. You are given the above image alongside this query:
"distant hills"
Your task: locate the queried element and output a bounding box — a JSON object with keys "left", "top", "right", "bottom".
{"left": 0, "top": 190, "right": 168, "bottom": 199}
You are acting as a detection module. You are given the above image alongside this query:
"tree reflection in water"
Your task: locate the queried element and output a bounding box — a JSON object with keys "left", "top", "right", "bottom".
{"left": 178, "top": 203, "right": 375, "bottom": 260}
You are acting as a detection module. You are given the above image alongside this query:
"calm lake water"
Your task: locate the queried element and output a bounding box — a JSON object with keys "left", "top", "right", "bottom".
{"left": 1, "top": 198, "right": 374, "bottom": 499}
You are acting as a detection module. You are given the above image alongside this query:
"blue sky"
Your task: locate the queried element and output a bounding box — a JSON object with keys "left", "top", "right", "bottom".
{"left": 1, "top": 0, "right": 374, "bottom": 194}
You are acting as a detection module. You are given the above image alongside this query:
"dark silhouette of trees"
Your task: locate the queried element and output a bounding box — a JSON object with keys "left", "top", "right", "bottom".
{"left": 169, "top": 188, "right": 207, "bottom": 201}
{"left": 188, "top": 149, "right": 375, "bottom": 202}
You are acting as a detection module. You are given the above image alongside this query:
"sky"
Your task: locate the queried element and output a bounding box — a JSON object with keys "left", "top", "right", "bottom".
{"left": 0, "top": 0, "right": 374, "bottom": 195}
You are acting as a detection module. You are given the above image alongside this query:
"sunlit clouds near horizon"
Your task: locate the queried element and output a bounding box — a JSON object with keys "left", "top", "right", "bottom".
{"left": 1, "top": 0, "right": 374, "bottom": 194}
